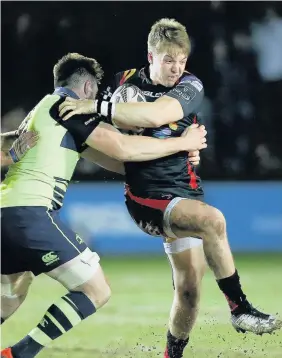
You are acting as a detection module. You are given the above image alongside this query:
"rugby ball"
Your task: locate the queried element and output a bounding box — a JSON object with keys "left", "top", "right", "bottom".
{"left": 110, "top": 83, "right": 146, "bottom": 104}
{"left": 110, "top": 83, "right": 146, "bottom": 134}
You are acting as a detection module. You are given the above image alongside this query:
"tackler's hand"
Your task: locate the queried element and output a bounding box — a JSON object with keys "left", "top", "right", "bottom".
{"left": 181, "top": 124, "right": 207, "bottom": 152}
{"left": 9, "top": 130, "right": 39, "bottom": 163}
{"left": 59, "top": 97, "right": 95, "bottom": 120}
{"left": 188, "top": 150, "right": 200, "bottom": 166}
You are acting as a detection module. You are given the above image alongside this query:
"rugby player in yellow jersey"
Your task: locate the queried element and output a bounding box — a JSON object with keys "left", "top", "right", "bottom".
{"left": 0, "top": 53, "right": 207, "bottom": 358}
{"left": 59, "top": 19, "right": 282, "bottom": 358}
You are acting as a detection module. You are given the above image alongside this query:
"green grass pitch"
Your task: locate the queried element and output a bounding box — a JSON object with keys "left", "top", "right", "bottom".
{"left": 2, "top": 254, "right": 282, "bottom": 357}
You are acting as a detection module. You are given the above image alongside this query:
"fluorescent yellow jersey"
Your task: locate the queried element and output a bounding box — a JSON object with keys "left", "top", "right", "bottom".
{"left": 1, "top": 88, "right": 101, "bottom": 209}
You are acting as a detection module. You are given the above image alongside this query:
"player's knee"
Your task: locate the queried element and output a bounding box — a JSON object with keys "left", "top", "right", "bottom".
{"left": 79, "top": 278, "right": 111, "bottom": 309}
{"left": 74, "top": 267, "right": 111, "bottom": 310}
{"left": 48, "top": 249, "right": 111, "bottom": 309}
{"left": 175, "top": 279, "right": 201, "bottom": 309}
{"left": 207, "top": 207, "right": 226, "bottom": 237}
{"left": 182, "top": 287, "right": 200, "bottom": 308}
{"left": 174, "top": 266, "right": 203, "bottom": 309}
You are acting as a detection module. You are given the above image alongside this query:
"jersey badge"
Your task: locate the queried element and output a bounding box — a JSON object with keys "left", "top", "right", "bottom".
{"left": 119, "top": 69, "right": 136, "bottom": 85}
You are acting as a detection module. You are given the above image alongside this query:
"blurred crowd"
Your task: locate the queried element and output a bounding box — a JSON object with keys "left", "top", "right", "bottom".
{"left": 2, "top": 1, "right": 282, "bottom": 180}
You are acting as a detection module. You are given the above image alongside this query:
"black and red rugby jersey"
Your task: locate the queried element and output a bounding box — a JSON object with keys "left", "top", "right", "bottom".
{"left": 101, "top": 66, "right": 205, "bottom": 199}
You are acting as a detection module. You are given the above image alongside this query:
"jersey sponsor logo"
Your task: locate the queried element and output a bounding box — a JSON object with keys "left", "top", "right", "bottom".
{"left": 153, "top": 128, "right": 172, "bottom": 138}
{"left": 172, "top": 87, "right": 194, "bottom": 102}
{"left": 42, "top": 251, "right": 59, "bottom": 266}
{"left": 180, "top": 76, "right": 203, "bottom": 92}
{"left": 169, "top": 122, "right": 178, "bottom": 131}
{"left": 84, "top": 116, "right": 97, "bottom": 126}
{"left": 188, "top": 80, "right": 203, "bottom": 92}
{"left": 119, "top": 69, "right": 136, "bottom": 85}
{"left": 143, "top": 91, "right": 166, "bottom": 98}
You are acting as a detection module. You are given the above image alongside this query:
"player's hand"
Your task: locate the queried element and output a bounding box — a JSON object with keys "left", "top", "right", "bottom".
{"left": 9, "top": 130, "right": 39, "bottom": 163}
{"left": 188, "top": 150, "right": 200, "bottom": 166}
{"left": 181, "top": 124, "right": 207, "bottom": 152}
{"left": 59, "top": 97, "right": 95, "bottom": 120}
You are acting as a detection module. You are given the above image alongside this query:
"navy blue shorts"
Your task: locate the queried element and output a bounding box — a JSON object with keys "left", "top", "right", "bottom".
{"left": 1, "top": 206, "right": 88, "bottom": 276}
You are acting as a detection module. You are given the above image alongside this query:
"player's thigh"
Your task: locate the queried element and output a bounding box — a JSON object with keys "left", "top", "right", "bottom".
{"left": 165, "top": 198, "right": 226, "bottom": 238}
{"left": 1, "top": 206, "right": 88, "bottom": 276}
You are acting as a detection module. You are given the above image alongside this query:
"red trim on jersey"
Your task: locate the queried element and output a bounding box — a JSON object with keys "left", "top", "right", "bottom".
{"left": 125, "top": 186, "right": 170, "bottom": 211}
{"left": 187, "top": 161, "right": 197, "bottom": 189}
{"left": 187, "top": 115, "right": 198, "bottom": 189}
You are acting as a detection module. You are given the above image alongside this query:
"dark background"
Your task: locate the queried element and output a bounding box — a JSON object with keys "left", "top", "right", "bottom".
{"left": 2, "top": 1, "right": 282, "bottom": 181}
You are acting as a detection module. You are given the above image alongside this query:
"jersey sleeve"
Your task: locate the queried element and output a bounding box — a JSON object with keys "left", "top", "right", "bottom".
{"left": 49, "top": 97, "right": 104, "bottom": 146}
{"left": 98, "top": 74, "right": 122, "bottom": 124}
{"left": 99, "top": 72, "right": 122, "bottom": 102}
{"left": 165, "top": 74, "right": 204, "bottom": 116}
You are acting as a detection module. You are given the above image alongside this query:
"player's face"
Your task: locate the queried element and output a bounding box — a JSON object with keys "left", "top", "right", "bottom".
{"left": 149, "top": 50, "right": 188, "bottom": 87}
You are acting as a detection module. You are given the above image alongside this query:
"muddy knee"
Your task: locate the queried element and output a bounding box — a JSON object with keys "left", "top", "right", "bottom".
{"left": 176, "top": 282, "right": 201, "bottom": 309}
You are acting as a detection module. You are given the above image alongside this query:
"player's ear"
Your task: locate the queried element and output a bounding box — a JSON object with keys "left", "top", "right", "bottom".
{"left": 148, "top": 52, "right": 153, "bottom": 64}
{"left": 84, "top": 80, "right": 93, "bottom": 99}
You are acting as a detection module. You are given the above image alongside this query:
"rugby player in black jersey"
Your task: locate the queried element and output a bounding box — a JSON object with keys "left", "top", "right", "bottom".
{"left": 60, "top": 19, "right": 281, "bottom": 358}
{"left": 60, "top": 18, "right": 281, "bottom": 357}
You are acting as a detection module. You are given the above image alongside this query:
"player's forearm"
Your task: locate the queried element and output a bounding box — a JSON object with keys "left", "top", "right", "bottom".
{"left": 113, "top": 99, "right": 182, "bottom": 129}
{"left": 81, "top": 147, "right": 125, "bottom": 175}
{"left": 118, "top": 135, "right": 184, "bottom": 162}
{"left": 0, "top": 151, "right": 13, "bottom": 167}
{"left": 86, "top": 122, "right": 186, "bottom": 163}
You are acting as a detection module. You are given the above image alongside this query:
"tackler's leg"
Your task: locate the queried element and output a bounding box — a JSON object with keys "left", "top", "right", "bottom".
{"left": 1, "top": 272, "right": 34, "bottom": 324}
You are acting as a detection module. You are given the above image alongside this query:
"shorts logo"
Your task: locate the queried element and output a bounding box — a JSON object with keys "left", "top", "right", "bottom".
{"left": 75, "top": 234, "right": 84, "bottom": 244}
{"left": 42, "top": 251, "right": 59, "bottom": 266}
{"left": 138, "top": 220, "right": 161, "bottom": 237}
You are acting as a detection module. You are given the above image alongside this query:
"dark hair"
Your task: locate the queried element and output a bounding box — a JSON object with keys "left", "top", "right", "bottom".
{"left": 53, "top": 53, "right": 104, "bottom": 87}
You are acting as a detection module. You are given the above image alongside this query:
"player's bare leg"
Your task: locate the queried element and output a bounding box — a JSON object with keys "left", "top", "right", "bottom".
{"left": 2, "top": 249, "right": 111, "bottom": 358}
{"left": 168, "top": 199, "right": 282, "bottom": 335}
{"left": 164, "top": 241, "right": 206, "bottom": 358}
{"left": 1, "top": 272, "right": 34, "bottom": 324}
